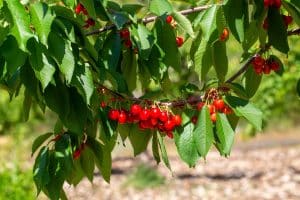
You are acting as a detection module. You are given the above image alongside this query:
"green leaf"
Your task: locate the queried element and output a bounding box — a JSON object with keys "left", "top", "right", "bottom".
{"left": 244, "top": 66, "right": 262, "bottom": 98}
{"left": 267, "top": 7, "right": 289, "bottom": 54}
{"left": 212, "top": 41, "right": 228, "bottom": 82}
{"left": 30, "top": 2, "right": 55, "bottom": 45}
{"left": 71, "top": 65, "right": 94, "bottom": 105}
{"left": 242, "top": 21, "right": 259, "bottom": 51}
{"left": 199, "top": 5, "right": 218, "bottom": 41}
{"left": 225, "top": 95, "right": 263, "bottom": 131}
{"left": 98, "top": 107, "right": 118, "bottom": 139}
{"left": 172, "top": 12, "right": 195, "bottom": 38}
{"left": 88, "top": 138, "right": 112, "bottom": 183}
{"left": 62, "top": 0, "right": 75, "bottom": 8}
{"left": 157, "top": 133, "right": 172, "bottom": 171}
{"left": 193, "top": 106, "right": 214, "bottom": 158}
{"left": 32, "top": 132, "right": 53, "bottom": 156}
{"left": 33, "top": 147, "right": 50, "bottom": 194}
{"left": 129, "top": 125, "right": 152, "bottom": 156}
{"left": 223, "top": 82, "right": 249, "bottom": 99}
{"left": 152, "top": 132, "right": 161, "bottom": 164}
{"left": 100, "top": 32, "right": 121, "bottom": 71}
{"left": 121, "top": 50, "right": 138, "bottom": 92}
{"left": 81, "top": 0, "right": 97, "bottom": 18}
{"left": 27, "top": 38, "right": 56, "bottom": 90}
{"left": 0, "top": 36, "right": 27, "bottom": 75}
{"left": 215, "top": 113, "right": 235, "bottom": 156}
{"left": 282, "top": 0, "right": 300, "bottom": 27}
{"left": 48, "top": 32, "right": 75, "bottom": 84}
{"left": 54, "top": 134, "right": 73, "bottom": 176}
{"left": 223, "top": 0, "right": 248, "bottom": 42}
{"left": 6, "top": 0, "right": 33, "bottom": 51}
{"left": 154, "top": 20, "right": 181, "bottom": 70}
{"left": 80, "top": 146, "right": 95, "bottom": 182}
{"left": 122, "top": 4, "right": 144, "bottom": 16}
{"left": 136, "top": 23, "right": 155, "bottom": 59}
{"left": 174, "top": 123, "right": 199, "bottom": 167}
{"left": 149, "top": 0, "right": 173, "bottom": 16}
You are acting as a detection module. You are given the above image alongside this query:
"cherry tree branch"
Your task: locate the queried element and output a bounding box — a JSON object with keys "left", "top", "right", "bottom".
{"left": 85, "top": 5, "right": 213, "bottom": 36}
{"left": 288, "top": 28, "right": 300, "bottom": 36}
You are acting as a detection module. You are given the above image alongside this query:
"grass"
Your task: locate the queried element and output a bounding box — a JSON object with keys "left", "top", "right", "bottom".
{"left": 124, "top": 164, "right": 166, "bottom": 190}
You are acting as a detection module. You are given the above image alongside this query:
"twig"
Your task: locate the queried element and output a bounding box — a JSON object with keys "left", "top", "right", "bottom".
{"left": 288, "top": 28, "right": 300, "bottom": 36}
{"left": 85, "top": 5, "right": 213, "bottom": 36}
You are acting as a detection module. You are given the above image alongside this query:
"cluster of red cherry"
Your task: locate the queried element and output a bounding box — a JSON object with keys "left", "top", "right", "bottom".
{"left": 75, "top": 3, "right": 95, "bottom": 29}
{"left": 264, "top": 0, "right": 281, "bottom": 8}
{"left": 165, "top": 15, "right": 184, "bottom": 47}
{"left": 119, "top": 28, "right": 133, "bottom": 49}
{"left": 108, "top": 104, "right": 182, "bottom": 139}
{"left": 263, "top": 15, "right": 293, "bottom": 30}
{"left": 192, "top": 98, "right": 232, "bottom": 124}
{"left": 252, "top": 55, "right": 280, "bottom": 75}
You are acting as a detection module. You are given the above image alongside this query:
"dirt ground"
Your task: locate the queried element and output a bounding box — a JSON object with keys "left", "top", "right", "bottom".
{"left": 64, "top": 130, "right": 300, "bottom": 200}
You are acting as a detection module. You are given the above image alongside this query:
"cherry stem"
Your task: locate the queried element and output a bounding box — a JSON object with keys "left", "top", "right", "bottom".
{"left": 85, "top": 5, "right": 214, "bottom": 36}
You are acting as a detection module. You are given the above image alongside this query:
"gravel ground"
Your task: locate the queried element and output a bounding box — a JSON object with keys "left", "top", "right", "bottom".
{"left": 64, "top": 134, "right": 300, "bottom": 200}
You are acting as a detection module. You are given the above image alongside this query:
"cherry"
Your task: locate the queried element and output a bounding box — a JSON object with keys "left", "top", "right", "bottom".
{"left": 164, "top": 120, "right": 175, "bottom": 131}
{"left": 264, "top": 0, "right": 271, "bottom": 7}
{"left": 150, "top": 118, "right": 158, "bottom": 126}
{"left": 139, "top": 121, "right": 148, "bottom": 130}
{"left": 73, "top": 148, "right": 81, "bottom": 160}
{"left": 283, "top": 15, "right": 293, "bottom": 26}
{"left": 100, "top": 101, "right": 106, "bottom": 108}
{"left": 150, "top": 107, "right": 161, "bottom": 119}
{"left": 263, "top": 19, "right": 268, "bottom": 30}
{"left": 127, "top": 113, "right": 134, "bottom": 123}
{"left": 220, "top": 28, "right": 229, "bottom": 41}
{"left": 252, "top": 56, "right": 265, "bottom": 66}
{"left": 130, "top": 104, "right": 142, "bottom": 116}
{"left": 191, "top": 116, "right": 198, "bottom": 124}
{"left": 197, "top": 102, "right": 205, "bottom": 111}
{"left": 222, "top": 106, "right": 233, "bottom": 115}
{"left": 270, "top": 60, "right": 280, "bottom": 71}
{"left": 120, "top": 28, "right": 130, "bottom": 39}
{"left": 210, "top": 113, "right": 217, "bottom": 123}
{"left": 166, "top": 15, "right": 173, "bottom": 24}
{"left": 213, "top": 99, "right": 225, "bottom": 111}
{"left": 124, "top": 39, "right": 132, "bottom": 48}
{"left": 263, "top": 64, "right": 271, "bottom": 74}
{"left": 172, "top": 115, "right": 182, "bottom": 126}
{"left": 108, "top": 109, "right": 119, "bottom": 121}
{"left": 273, "top": 0, "right": 281, "bottom": 8}
{"left": 254, "top": 67, "right": 263, "bottom": 75}
{"left": 140, "top": 108, "right": 150, "bottom": 121}
{"left": 176, "top": 36, "right": 184, "bottom": 47}
{"left": 75, "top": 4, "right": 84, "bottom": 15}
{"left": 159, "top": 111, "right": 168, "bottom": 122}
{"left": 118, "top": 111, "right": 127, "bottom": 124}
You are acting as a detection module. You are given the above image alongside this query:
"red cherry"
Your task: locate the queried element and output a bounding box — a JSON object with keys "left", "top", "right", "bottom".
{"left": 263, "top": 19, "right": 269, "bottom": 30}
{"left": 273, "top": 0, "right": 281, "bottom": 8}
{"left": 108, "top": 109, "right": 119, "bottom": 121}
{"left": 263, "top": 64, "right": 271, "bottom": 74}
{"left": 191, "top": 116, "right": 198, "bottom": 124}
{"left": 208, "top": 104, "right": 216, "bottom": 114}
{"left": 150, "top": 118, "right": 158, "bottom": 126}
{"left": 164, "top": 120, "right": 175, "bottom": 131}
{"left": 157, "top": 122, "right": 165, "bottom": 132}
{"left": 210, "top": 113, "right": 217, "bottom": 123}
{"left": 118, "top": 111, "right": 127, "bottom": 124}
{"left": 220, "top": 28, "right": 229, "bottom": 41}
{"left": 130, "top": 104, "right": 142, "bottom": 115}
{"left": 172, "top": 115, "right": 182, "bottom": 126}
{"left": 252, "top": 56, "right": 265, "bottom": 67}
{"left": 127, "top": 113, "right": 134, "bottom": 123}
{"left": 264, "top": 0, "right": 271, "bottom": 7}
{"left": 159, "top": 111, "right": 168, "bottom": 122}
{"left": 197, "top": 102, "right": 205, "bottom": 111}
{"left": 75, "top": 4, "right": 84, "bottom": 14}
{"left": 222, "top": 106, "right": 233, "bottom": 115}
{"left": 140, "top": 108, "right": 150, "bottom": 121}
{"left": 166, "top": 15, "right": 173, "bottom": 24}
{"left": 283, "top": 15, "right": 293, "bottom": 26}
{"left": 150, "top": 107, "right": 161, "bottom": 119}
{"left": 73, "top": 149, "right": 81, "bottom": 160}
{"left": 166, "top": 131, "right": 174, "bottom": 139}
{"left": 213, "top": 99, "right": 225, "bottom": 111}
{"left": 100, "top": 101, "right": 106, "bottom": 108}
{"left": 176, "top": 36, "right": 184, "bottom": 47}
{"left": 254, "top": 67, "right": 263, "bottom": 75}
{"left": 270, "top": 61, "right": 280, "bottom": 71}
{"left": 120, "top": 28, "right": 130, "bottom": 39}
{"left": 139, "top": 121, "right": 148, "bottom": 130}
{"left": 124, "top": 39, "right": 132, "bottom": 48}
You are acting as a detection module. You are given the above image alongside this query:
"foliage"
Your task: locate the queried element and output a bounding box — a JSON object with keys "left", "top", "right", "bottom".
{"left": 0, "top": 0, "right": 299, "bottom": 199}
